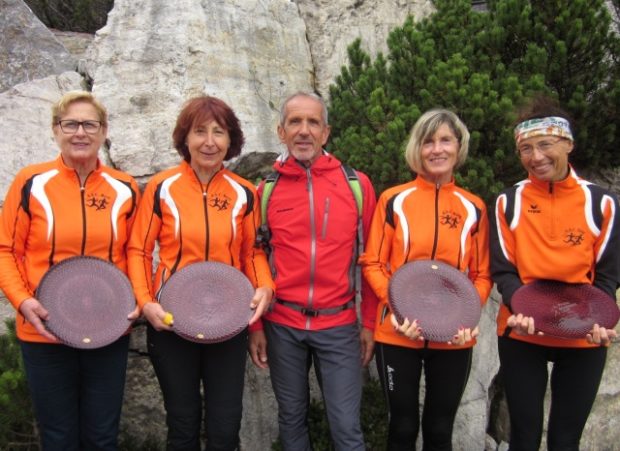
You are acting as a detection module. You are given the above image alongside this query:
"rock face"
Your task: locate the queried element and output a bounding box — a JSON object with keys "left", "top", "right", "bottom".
{"left": 0, "top": 0, "right": 76, "bottom": 92}
{"left": 1, "top": 0, "right": 620, "bottom": 450}
{"left": 0, "top": 71, "right": 86, "bottom": 198}
{"left": 293, "top": 0, "right": 435, "bottom": 96}
{"left": 82, "top": 0, "right": 314, "bottom": 178}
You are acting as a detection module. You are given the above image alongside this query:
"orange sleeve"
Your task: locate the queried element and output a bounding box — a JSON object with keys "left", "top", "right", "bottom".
{"left": 360, "top": 190, "right": 394, "bottom": 306}
{"left": 127, "top": 178, "right": 162, "bottom": 309}
{"left": 469, "top": 202, "right": 492, "bottom": 304}
{"left": 0, "top": 170, "right": 35, "bottom": 309}
{"left": 239, "top": 184, "right": 275, "bottom": 292}
{"left": 490, "top": 192, "right": 522, "bottom": 309}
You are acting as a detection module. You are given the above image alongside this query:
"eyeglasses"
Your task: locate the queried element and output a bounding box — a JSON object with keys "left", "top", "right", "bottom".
{"left": 57, "top": 120, "right": 102, "bottom": 134}
{"left": 517, "top": 138, "right": 563, "bottom": 157}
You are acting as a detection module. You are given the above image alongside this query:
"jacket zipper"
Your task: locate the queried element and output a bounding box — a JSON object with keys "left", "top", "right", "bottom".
{"left": 306, "top": 167, "right": 316, "bottom": 329}
{"left": 430, "top": 184, "right": 440, "bottom": 259}
{"left": 78, "top": 172, "right": 92, "bottom": 256}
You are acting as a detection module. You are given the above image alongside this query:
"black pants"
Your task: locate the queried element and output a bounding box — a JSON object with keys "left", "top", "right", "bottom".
{"left": 498, "top": 337, "right": 607, "bottom": 451}
{"left": 147, "top": 325, "right": 248, "bottom": 451}
{"left": 376, "top": 342, "right": 472, "bottom": 451}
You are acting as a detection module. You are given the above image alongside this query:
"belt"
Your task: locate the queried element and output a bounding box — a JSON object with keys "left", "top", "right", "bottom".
{"left": 274, "top": 298, "right": 355, "bottom": 317}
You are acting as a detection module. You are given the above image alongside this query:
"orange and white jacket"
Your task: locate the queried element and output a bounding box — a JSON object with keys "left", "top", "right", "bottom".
{"left": 491, "top": 167, "right": 620, "bottom": 348}
{"left": 127, "top": 161, "right": 274, "bottom": 308}
{"left": 360, "top": 176, "right": 491, "bottom": 350}
{"left": 0, "top": 156, "right": 140, "bottom": 343}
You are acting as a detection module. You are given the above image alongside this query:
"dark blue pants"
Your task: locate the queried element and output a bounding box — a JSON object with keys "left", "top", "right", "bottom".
{"left": 498, "top": 337, "right": 607, "bottom": 451}
{"left": 147, "top": 325, "right": 247, "bottom": 451}
{"left": 376, "top": 342, "right": 472, "bottom": 451}
{"left": 20, "top": 335, "right": 130, "bottom": 451}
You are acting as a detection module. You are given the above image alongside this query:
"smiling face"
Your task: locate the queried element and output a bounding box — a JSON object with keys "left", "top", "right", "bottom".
{"left": 53, "top": 101, "right": 106, "bottom": 169}
{"left": 517, "top": 135, "right": 573, "bottom": 182}
{"left": 277, "top": 95, "right": 330, "bottom": 167}
{"left": 419, "top": 123, "right": 459, "bottom": 184}
{"left": 186, "top": 119, "right": 230, "bottom": 180}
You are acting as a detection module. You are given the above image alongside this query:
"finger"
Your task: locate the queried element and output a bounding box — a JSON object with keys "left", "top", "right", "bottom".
{"left": 32, "top": 317, "right": 58, "bottom": 342}
{"left": 527, "top": 317, "right": 536, "bottom": 335}
{"left": 463, "top": 328, "right": 472, "bottom": 342}
{"left": 127, "top": 305, "right": 140, "bottom": 320}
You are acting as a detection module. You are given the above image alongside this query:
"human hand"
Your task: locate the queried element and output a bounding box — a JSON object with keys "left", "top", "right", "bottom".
{"left": 142, "top": 302, "right": 173, "bottom": 331}
{"left": 249, "top": 286, "right": 273, "bottom": 325}
{"left": 248, "top": 330, "right": 268, "bottom": 369}
{"left": 448, "top": 326, "right": 479, "bottom": 346}
{"left": 390, "top": 313, "right": 424, "bottom": 341}
{"left": 506, "top": 313, "right": 541, "bottom": 335}
{"left": 360, "top": 327, "right": 375, "bottom": 366}
{"left": 18, "top": 297, "right": 58, "bottom": 341}
{"left": 587, "top": 323, "right": 617, "bottom": 345}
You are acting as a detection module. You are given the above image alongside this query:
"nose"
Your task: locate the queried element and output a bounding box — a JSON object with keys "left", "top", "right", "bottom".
{"left": 74, "top": 123, "right": 87, "bottom": 135}
{"left": 529, "top": 147, "right": 545, "bottom": 160}
{"left": 299, "top": 120, "right": 310, "bottom": 135}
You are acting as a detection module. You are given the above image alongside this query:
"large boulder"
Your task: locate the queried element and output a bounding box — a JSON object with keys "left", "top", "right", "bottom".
{"left": 292, "top": 0, "right": 435, "bottom": 97}
{"left": 82, "top": 0, "right": 314, "bottom": 179}
{"left": 0, "top": 71, "right": 86, "bottom": 202}
{"left": 0, "top": 0, "right": 76, "bottom": 92}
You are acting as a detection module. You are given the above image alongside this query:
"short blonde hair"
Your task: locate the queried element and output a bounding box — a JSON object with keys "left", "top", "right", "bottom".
{"left": 404, "top": 109, "right": 470, "bottom": 174}
{"left": 51, "top": 91, "right": 108, "bottom": 128}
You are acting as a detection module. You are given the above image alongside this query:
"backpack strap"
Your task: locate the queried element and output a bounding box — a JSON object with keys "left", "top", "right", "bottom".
{"left": 340, "top": 164, "right": 364, "bottom": 306}
{"left": 255, "top": 171, "right": 279, "bottom": 254}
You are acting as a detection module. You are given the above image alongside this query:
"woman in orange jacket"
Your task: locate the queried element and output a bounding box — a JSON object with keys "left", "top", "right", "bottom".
{"left": 0, "top": 91, "right": 140, "bottom": 450}
{"left": 491, "top": 95, "right": 620, "bottom": 450}
{"left": 361, "top": 109, "right": 491, "bottom": 450}
{"left": 127, "top": 96, "right": 274, "bottom": 451}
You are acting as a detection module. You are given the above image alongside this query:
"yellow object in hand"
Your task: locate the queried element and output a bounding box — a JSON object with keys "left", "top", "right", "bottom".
{"left": 163, "top": 312, "right": 174, "bottom": 326}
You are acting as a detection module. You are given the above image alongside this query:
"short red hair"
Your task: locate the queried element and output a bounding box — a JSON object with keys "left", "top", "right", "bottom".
{"left": 172, "top": 96, "right": 245, "bottom": 162}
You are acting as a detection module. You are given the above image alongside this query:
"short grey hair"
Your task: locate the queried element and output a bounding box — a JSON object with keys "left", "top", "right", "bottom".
{"left": 279, "top": 91, "right": 328, "bottom": 125}
{"left": 404, "top": 109, "right": 470, "bottom": 174}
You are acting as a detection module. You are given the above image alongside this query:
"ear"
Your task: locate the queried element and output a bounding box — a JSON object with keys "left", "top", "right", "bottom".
{"left": 277, "top": 124, "right": 286, "bottom": 144}
{"left": 566, "top": 140, "right": 574, "bottom": 154}
{"left": 321, "top": 124, "right": 331, "bottom": 146}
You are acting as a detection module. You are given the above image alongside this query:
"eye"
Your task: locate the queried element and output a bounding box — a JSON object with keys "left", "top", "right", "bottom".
{"left": 82, "top": 121, "right": 101, "bottom": 132}
{"left": 538, "top": 141, "right": 552, "bottom": 150}
{"left": 518, "top": 146, "right": 533, "bottom": 155}
{"left": 62, "top": 120, "right": 79, "bottom": 129}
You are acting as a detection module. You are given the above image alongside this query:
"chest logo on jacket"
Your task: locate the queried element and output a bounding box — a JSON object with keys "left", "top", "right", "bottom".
{"left": 527, "top": 203, "right": 541, "bottom": 214}
{"left": 86, "top": 193, "right": 110, "bottom": 211}
{"left": 209, "top": 193, "right": 231, "bottom": 211}
{"left": 564, "top": 228, "right": 585, "bottom": 246}
{"left": 440, "top": 210, "right": 462, "bottom": 229}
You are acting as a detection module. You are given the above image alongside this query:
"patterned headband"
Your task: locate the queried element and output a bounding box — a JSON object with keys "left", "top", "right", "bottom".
{"left": 514, "top": 117, "right": 573, "bottom": 144}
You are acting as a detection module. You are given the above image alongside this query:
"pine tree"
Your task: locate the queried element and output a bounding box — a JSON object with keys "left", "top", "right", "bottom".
{"left": 329, "top": 0, "right": 620, "bottom": 200}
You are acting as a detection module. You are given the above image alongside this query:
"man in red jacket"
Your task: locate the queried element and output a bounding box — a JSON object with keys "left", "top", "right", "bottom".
{"left": 248, "top": 92, "right": 378, "bottom": 450}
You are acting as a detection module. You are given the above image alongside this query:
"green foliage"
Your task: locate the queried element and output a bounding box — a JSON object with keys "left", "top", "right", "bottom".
{"left": 328, "top": 0, "right": 620, "bottom": 201}
{"left": 271, "top": 377, "right": 388, "bottom": 450}
{"left": 0, "top": 320, "right": 38, "bottom": 450}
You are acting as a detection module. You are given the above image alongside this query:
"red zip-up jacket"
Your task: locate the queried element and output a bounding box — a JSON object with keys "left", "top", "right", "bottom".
{"left": 0, "top": 156, "right": 140, "bottom": 343}
{"left": 254, "top": 153, "right": 378, "bottom": 331}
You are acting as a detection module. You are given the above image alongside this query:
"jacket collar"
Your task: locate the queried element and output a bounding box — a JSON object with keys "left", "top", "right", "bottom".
{"left": 273, "top": 151, "right": 343, "bottom": 177}
{"left": 527, "top": 165, "right": 581, "bottom": 191}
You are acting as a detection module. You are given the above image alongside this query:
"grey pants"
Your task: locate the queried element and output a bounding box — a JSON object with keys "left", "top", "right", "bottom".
{"left": 264, "top": 321, "right": 365, "bottom": 451}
